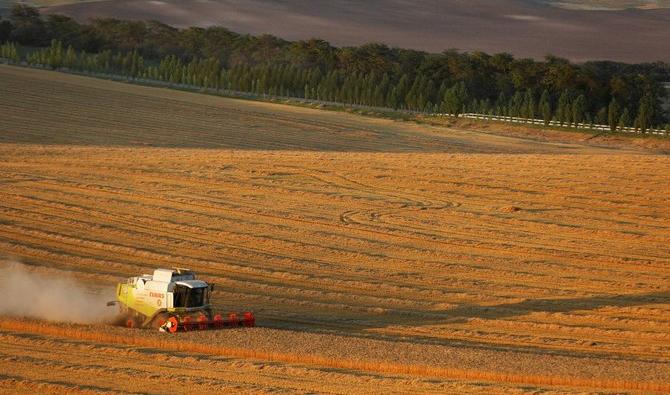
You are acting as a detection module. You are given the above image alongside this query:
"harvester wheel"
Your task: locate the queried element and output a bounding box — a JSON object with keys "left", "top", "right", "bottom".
{"left": 151, "top": 313, "right": 169, "bottom": 329}
{"left": 125, "top": 316, "right": 140, "bottom": 329}
{"left": 167, "top": 316, "right": 179, "bottom": 333}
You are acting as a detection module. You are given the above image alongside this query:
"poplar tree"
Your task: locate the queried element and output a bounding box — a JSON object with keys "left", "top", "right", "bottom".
{"left": 0, "top": 42, "right": 19, "bottom": 62}
{"left": 635, "top": 92, "right": 654, "bottom": 132}
{"left": 539, "top": 90, "right": 552, "bottom": 125}
{"left": 607, "top": 98, "right": 620, "bottom": 131}
{"left": 572, "top": 94, "right": 586, "bottom": 126}
{"left": 619, "top": 108, "right": 631, "bottom": 129}
{"left": 442, "top": 82, "right": 468, "bottom": 117}
{"left": 557, "top": 91, "right": 571, "bottom": 126}
{"left": 496, "top": 92, "right": 508, "bottom": 116}
{"left": 596, "top": 107, "right": 608, "bottom": 125}
{"left": 509, "top": 91, "right": 523, "bottom": 117}
{"left": 523, "top": 89, "right": 535, "bottom": 119}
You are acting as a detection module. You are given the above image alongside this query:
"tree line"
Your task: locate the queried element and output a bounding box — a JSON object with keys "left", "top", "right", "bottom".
{"left": 1, "top": 4, "right": 668, "bottom": 130}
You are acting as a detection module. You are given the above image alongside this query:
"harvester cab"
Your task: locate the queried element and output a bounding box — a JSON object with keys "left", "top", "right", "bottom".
{"left": 109, "top": 268, "right": 254, "bottom": 332}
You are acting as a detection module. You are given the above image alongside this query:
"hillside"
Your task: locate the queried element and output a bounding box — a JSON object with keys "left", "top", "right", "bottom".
{"left": 0, "top": 66, "right": 593, "bottom": 153}
{"left": 22, "top": 0, "right": 670, "bottom": 9}
{"left": 1, "top": 65, "right": 670, "bottom": 393}
{"left": 542, "top": 0, "right": 670, "bottom": 9}
{"left": 32, "top": 0, "right": 670, "bottom": 63}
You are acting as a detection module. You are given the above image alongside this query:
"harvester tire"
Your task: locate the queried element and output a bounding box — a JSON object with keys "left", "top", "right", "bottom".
{"left": 167, "top": 316, "right": 179, "bottom": 333}
{"left": 151, "top": 313, "right": 169, "bottom": 329}
{"left": 125, "top": 316, "right": 140, "bottom": 329}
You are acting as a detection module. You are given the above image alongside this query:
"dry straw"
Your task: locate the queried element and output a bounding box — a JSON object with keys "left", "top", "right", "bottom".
{"left": 0, "top": 319, "right": 668, "bottom": 393}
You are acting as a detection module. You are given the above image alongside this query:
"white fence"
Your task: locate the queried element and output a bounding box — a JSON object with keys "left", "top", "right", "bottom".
{"left": 441, "top": 113, "right": 670, "bottom": 136}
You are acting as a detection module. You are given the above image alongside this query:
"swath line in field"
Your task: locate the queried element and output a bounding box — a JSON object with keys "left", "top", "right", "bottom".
{"left": 0, "top": 319, "right": 668, "bottom": 393}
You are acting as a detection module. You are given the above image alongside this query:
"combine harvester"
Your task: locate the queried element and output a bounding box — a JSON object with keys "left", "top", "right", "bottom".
{"left": 108, "top": 268, "right": 254, "bottom": 333}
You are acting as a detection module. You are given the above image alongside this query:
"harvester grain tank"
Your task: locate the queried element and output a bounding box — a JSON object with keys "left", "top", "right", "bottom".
{"left": 109, "top": 268, "right": 254, "bottom": 332}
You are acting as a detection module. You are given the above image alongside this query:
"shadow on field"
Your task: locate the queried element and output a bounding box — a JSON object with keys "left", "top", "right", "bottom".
{"left": 438, "top": 291, "right": 670, "bottom": 324}
{"left": 264, "top": 291, "right": 670, "bottom": 347}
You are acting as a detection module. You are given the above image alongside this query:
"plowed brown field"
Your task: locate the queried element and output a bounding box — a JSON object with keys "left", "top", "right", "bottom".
{"left": 0, "top": 65, "right": 669, "bottom": 394}
{"left": 41, "top": 0, "right": 670, "bottom": 63}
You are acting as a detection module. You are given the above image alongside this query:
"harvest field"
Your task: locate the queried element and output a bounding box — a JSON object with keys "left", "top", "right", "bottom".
{"left": 1, "top": 65, "right": 670, "bottom": 393}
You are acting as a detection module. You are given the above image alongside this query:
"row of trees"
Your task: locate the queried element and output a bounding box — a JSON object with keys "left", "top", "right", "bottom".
{"left": 0, "top": 41, "right": 19, "bottom": 62}
{"left": 12, "top": 39, "right": 661, "bottom": 130}
{"left": 1, "top": 4, "right": 668, "bottom": 129}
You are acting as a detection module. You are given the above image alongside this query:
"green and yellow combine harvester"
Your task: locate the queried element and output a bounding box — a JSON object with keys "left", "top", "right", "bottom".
{"left": 108, "top": 268, "right": 255, "bottom": 333}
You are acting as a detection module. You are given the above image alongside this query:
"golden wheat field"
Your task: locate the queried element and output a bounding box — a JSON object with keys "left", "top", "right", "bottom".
{"left": 1, "top": 65, "right": 670, "bottom": 394}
